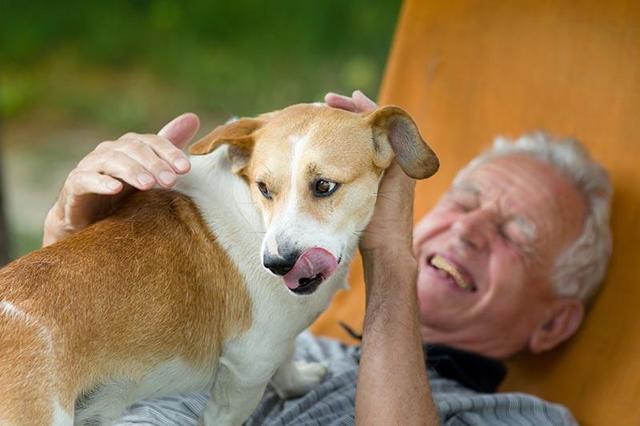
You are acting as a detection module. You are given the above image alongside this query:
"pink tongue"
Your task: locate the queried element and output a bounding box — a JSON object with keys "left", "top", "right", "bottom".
{"left": 283, "top": 248, "right": 338, "bottom": 289}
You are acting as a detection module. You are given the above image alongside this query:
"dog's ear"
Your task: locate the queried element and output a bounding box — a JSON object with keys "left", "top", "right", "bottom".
{"left": 366, "top": 106, "right": 439, "bottom": 179}
{"left": 188, "top": 118, "right": 263, "bottom": 174}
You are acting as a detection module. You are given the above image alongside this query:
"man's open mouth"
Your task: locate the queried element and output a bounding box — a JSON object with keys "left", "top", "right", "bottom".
{"left": 283, "top": 248, "right": 338, "bottom": 295}
{"left": 427, "top": 254, "right": 476, "bottom": 292}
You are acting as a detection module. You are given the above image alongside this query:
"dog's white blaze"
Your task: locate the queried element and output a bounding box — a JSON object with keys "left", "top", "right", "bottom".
{"left": 268, "top": 127, "right": 350, "bottom": 261}
{"left": 287, "top": 131, "right": 311, "bottom": 207}
{"left": 262, "top": 131, "right": 318, "bottom": 259}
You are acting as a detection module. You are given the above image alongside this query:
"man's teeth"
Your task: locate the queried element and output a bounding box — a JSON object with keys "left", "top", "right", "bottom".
{"left": 430, "top": 255, "right": 471, "bottom": 290}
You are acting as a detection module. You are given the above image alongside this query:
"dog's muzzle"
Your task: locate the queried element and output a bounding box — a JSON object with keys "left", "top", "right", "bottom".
{"left": 263, "top": 248, "right": 338, "bottom": 295}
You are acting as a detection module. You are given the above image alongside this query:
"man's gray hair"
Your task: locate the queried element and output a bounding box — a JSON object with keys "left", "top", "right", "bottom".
{"left": 454, "top": 132, "right": 612, "bottom": 302}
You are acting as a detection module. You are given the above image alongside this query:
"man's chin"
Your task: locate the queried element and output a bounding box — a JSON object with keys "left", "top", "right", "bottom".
{"left": 416, "top": 277, "right": 472, "bottom": 333}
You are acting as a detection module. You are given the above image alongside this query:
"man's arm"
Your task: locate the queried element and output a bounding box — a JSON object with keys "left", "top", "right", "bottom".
{"left": 357, "top": 248, "right": 438, "bottom": 425}
{"left": 356, "top": 160, "right": 439, "bottom": 425}
{"left": 326, "top": 90, "right": 440, "bottom": 425}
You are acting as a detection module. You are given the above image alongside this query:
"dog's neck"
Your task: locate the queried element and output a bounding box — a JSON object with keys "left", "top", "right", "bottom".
{"left": 175, "top": 148, "right": 265, "bottom": 279}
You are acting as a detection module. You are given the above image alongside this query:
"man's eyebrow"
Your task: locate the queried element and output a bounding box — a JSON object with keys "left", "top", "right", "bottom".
{"left": 451, "top": 183, "right": 480, "bottom": 195}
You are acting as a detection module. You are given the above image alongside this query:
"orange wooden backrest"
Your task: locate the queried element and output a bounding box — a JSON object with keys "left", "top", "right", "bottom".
{"left": 310, "top": 1, "right": 640, "bottom": 424}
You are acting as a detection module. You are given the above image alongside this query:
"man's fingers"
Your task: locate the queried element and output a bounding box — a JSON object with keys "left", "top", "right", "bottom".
{"left": 113, "top": 138, "right": 178, "bottom": 187}
{"left": 325, "top": 93, "right": 359, "bottom": 112}
{"left": 325, "top": 91, "right": 378, "bottom": 114}
{"left": 117, "top": 134, "right": 189, "bottom": 178}
{"left": 90, "top": 151, "right": 162, "bottom": 190}
{"left": 157, "top": 112, "right": 200, "bottom": 149}
{"left": 352, "top": 90, "right": 377, "bottom": 112}
{"left": 65, "top": 171, "right": 124, "bottom": 198}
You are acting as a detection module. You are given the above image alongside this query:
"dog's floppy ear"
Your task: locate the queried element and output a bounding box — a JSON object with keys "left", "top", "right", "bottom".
{"left": 366, "top": 106, "right": 439, "bottom": 179}
{"left": 188, "top": 118, "right": 263, "bottom": 174}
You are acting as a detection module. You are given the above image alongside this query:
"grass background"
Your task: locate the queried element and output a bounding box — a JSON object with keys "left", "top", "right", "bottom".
{"left": 0, "top": 0, "right": 401, "bottom": 256}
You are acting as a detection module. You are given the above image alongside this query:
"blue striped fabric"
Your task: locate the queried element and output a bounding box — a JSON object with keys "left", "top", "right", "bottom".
{"left": 115, "top": 332, "right": 577, "bottom": 425}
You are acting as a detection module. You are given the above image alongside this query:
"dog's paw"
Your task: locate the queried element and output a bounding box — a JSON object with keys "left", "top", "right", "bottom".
{"left": 272, "top": 361, "right": 327, "bottom": 399}
{"left": 295, "top": 361, "right": 327, "bottom": 388}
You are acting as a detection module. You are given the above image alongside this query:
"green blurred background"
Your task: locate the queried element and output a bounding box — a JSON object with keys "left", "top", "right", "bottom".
{"left": 0, "top": 0, "right": 401, "bottom": 257}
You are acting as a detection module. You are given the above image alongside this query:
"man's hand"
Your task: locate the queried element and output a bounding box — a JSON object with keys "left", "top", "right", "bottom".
{"left": 42, "top": 113, "right": 200, "bottom": 247}
{"left": 325, "top": 91, "right": 415, "bottom": 259}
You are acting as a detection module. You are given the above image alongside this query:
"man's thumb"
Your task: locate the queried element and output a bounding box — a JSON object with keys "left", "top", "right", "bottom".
{"left": 158, "top": 113, "right": 201, "bottom": 149}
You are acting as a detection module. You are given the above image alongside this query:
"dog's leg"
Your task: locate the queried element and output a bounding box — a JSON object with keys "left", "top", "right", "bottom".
{"left": 199, "top": 359, "right": 270, "bottom": 426}
{"left": 269, "top": 344, "right": 327, "bottom": 399}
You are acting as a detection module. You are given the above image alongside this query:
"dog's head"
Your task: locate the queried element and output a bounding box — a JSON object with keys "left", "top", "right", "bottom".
{"left": 189, "top": 103, "right": 438, "bottom": 295}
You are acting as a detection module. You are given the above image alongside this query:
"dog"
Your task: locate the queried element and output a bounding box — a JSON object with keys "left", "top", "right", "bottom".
{"left": 0, "top": 103, "right": 438, "bottom": 425}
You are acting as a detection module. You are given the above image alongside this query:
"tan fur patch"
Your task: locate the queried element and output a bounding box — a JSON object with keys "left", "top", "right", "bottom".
{"left": 0, "top": 190, "right": 251, "bottom": 416}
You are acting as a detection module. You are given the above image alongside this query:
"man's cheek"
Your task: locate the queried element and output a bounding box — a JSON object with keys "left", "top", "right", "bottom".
{"left": 413, "top": 212, "right": 451, "bottom": 247}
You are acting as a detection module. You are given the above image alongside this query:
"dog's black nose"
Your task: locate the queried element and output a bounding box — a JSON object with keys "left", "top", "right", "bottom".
{"left": 263, "top": 254, "right": 298, "bottom": 276}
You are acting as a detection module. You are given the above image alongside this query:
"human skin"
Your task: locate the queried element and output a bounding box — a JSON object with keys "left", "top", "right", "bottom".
{"left": 413, "top": 154, "right": 587, "bottom": 359}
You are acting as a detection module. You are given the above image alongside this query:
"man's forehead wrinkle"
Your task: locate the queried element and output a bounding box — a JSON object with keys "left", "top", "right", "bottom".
{"left": 470, "top": 160, "right": 545, "bottom": 204}
{"left": 452, "top": 182, "right": 481, "bottom": 196}
{"left": 461, "top": 161, "right": 551, "bottom": 245}
{"left": 474, "top": 155, "right": 587, "bottom": 250}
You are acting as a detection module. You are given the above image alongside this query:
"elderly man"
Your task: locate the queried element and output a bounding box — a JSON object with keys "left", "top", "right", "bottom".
{"left": 43, "top": 91, "right": 611, "bottom": 425}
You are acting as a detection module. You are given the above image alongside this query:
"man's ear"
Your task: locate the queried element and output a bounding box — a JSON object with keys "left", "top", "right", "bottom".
{"left": 365, "top": 106, "right": 439, "bottom": 179}
{"left": 529, "top": 298, "right": 584, "bottom": 354}
{"left": 188, "top": 118, "right": 263, "bottom": 174}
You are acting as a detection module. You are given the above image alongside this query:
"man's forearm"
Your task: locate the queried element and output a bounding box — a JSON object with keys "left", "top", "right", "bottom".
{"left": 356, "top": 249, "right": 439, "bottom": 425}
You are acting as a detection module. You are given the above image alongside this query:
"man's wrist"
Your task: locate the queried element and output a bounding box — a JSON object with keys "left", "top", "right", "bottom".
{"left": 361, "top": 246, "right": 418, "bottom": 307}
{"left": 361, "top": 246, "right": 417, "bottom": 283}
{"left": 360, "top": 245, "right": 415, "bottom": 268}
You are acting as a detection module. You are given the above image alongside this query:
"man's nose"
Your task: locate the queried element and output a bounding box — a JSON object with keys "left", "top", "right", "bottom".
{"left": 451, "top": 209, "right": 494, "bottom": 250}
{"left": 263, "top": 252, "right": 299, "bottom": 276}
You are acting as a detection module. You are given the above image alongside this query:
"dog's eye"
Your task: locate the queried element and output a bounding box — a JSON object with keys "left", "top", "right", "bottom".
{"left": 257, "top": 182, "right": 273, "bottom": 200}
{"left": 313, "top": 179, "right": 339, "bottom": 197}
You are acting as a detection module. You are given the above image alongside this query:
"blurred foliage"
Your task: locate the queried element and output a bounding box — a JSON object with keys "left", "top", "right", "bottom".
{"left": 1, "top": 0, "right": 401, "bottom": 129}
{"left": 0, "top": 0, "right": 400, "bottom": 257}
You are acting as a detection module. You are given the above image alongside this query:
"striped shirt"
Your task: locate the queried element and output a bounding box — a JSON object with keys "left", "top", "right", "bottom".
{"left": 115, "top": 332, "right": 577, "bottom": 425}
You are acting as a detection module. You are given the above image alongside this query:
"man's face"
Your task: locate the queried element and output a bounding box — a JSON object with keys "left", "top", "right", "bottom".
{"left": 413, "top": 154, "right": 587, "bottom": 358}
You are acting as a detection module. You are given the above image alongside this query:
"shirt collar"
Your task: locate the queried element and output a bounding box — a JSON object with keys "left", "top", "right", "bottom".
{"left": 341, "top": 322, "right": 507, "bottom": 393}
{"left": 424, "top": 344, "right": 507, "bottom": 393}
